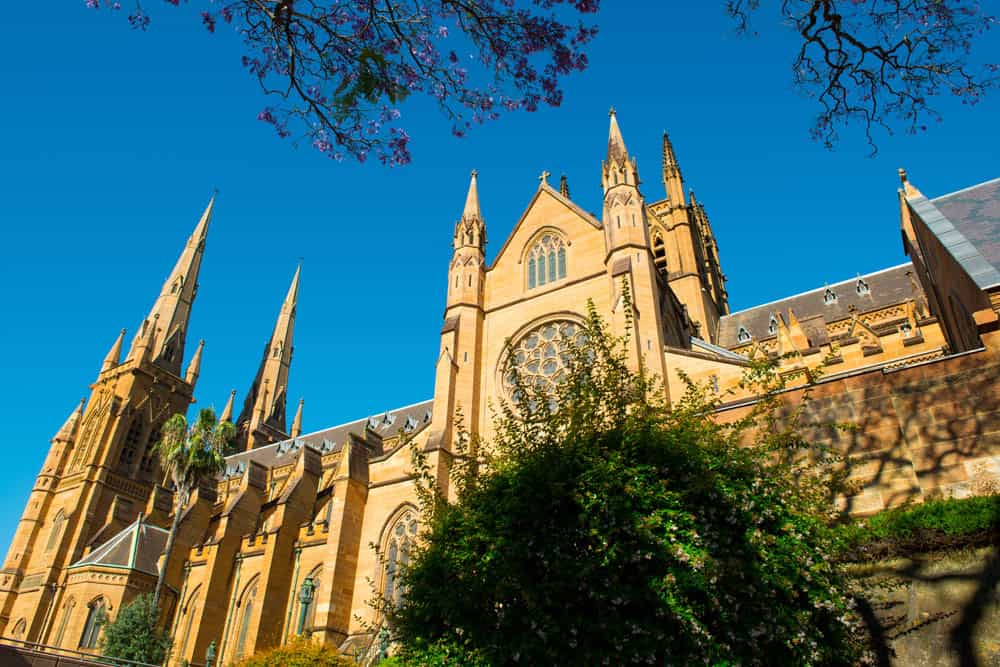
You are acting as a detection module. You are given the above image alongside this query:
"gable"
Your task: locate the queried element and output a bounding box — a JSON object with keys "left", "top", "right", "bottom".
{"left": 485, "top": 185, "right": 606, "bottom": 308}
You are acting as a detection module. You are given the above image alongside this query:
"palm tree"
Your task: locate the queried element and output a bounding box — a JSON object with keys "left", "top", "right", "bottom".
{"left": 152, "top": 408, "right": 234, "bottom": 609}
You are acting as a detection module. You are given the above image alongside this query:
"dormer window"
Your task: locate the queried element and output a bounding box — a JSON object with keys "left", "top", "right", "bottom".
{"left": 737, "top": 327, "right": 751, "bottom": 343}
{"left": 526, "top": 234, "right": 567, "bottom": 290}
{"left": 900, "top": 322, "right": 913, "bottom": 338}
{"left": 856, "top": 279, "right": 870, "bottom": 295}
{"left": 767, "top": 316, "right": 778, "bottom": 335}
{"left": 824, "top": 289, "right": 838, "bottom": 305}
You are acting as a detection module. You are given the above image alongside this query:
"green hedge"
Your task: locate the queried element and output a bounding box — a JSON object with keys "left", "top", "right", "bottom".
{"left": 835, "top": 494, "right": 1000, "bottom": 560}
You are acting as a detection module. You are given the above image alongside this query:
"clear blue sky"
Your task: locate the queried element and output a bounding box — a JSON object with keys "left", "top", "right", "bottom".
{"left": 0, "top": 2, "right": 997, "bottom": 549}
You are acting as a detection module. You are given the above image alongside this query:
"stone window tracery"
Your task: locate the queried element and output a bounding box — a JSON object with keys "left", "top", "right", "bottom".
{"left": 503, "top": 320, "right": 588, "bottom": 401}
{"left": 383, "top": 509, "right": 418, "bottom": 608}
{"left": 652, "top": 231, "right": 667, "bottom": 274}
{"left": 46, "top": 509, "right": 66, "bottom": 553}
{"left": 79, "top": 598, "right": 106, "bottom": 649}
{"left": 737, "top": 326, "right": 752, "bottom": 343}
{"left": 526, "top": 234, "right": 567, "bottom": 290}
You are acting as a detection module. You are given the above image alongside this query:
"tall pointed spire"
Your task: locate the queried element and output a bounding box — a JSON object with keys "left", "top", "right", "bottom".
{"left": 102, "top": 329, "right": 126, "bottom": 372}
{"left": 559, "top": 174, "right": 570, "bottom": 199}
{"left": 602, "top": 108, "right": 639, "bottom": 193}
{"left": 220, "top": 389, "right": 237, "bottom": 423}
{"left": 236, "top": 265, "right": 300, "bottom": 450}
{"left": 55, "top": 399, "right": 86, "bottom": 442}
{"left": 462, "top": 169, "right": 481, "bottom": 221}
{"left": 185, "top": 340, "right": 204, "bottom": 385}
{"left": 291, "top": 398, "right": 304, "bottom": 438}
{"left": 607, "top": 107, "right": 629, "bottom": 162}
{"left": 128, "top": 195, "right": 214, "bottom": 374}
{"left": 661, "top": 131, "right": 686, "bottom": 207}
{"left": 454, "top": 170, "right": 486, "bottom": 251}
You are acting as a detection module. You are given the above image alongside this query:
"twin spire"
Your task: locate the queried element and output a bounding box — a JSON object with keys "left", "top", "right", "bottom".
{"left": 125, "top": 196, "right": 214, "bottom": 376}
{"left": 235, "top": 264, "right": 301, "bottom": 450}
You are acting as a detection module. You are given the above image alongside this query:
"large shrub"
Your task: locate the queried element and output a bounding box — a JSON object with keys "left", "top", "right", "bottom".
{"left": 390, "top": 302, "right": 870, "bottom": 666}
{"left": 100, "top": 593, "right": 171, "bottom": 665}
{"left": 231, "top": 637, "right": 354, "bottom": 667}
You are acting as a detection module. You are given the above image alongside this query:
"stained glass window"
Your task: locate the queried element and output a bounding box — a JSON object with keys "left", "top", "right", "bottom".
{"left": 384, "top": 510, "right": 418, "bottom": 607}
{"left": 526, "top": 234, "right": 567, "bottom": 289}
{"left": 503, "top": 320, "right": 588, "bottom": 402}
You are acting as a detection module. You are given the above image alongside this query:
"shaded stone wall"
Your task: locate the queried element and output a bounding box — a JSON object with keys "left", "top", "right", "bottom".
{"left": 716, "top": 330, "right": 1000, "bottom": 515}
{"left": 855, "top": 547, "right": 1000, "bottom": 666}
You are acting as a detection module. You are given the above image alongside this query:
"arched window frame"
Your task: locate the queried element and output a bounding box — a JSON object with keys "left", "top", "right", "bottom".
{"left": 378, "top": 505, "right": 419, "bottom": 609}
{"left": 767, "top": 316, "right": 778, "bottom": 336}
{"left": 856, "top": 279, "right": 870, "bottom": 295}
{"left": 524, "top": 230, "right": 568, "bottom": 291}
{"left": 233, "top": 577, "right": 259, "bottom": 660}
{"left": 11, "top": 618, "right": 26, "bottom": 640}
{"left": 46, "top": 509, "right": 66, "bottom": 553}
{"left": 651, "top": 229, "right": 668, "bottom": 274}
{"left": 79, "top": 597, "right": 107, "bottom": 650}
{"left": 53, "top": 598, "right": 76, "bottom": 647}
{"left": 824, "top": 288, "right": 838, "bottom": 305}
{"left": 176, "top": 585, "right": 201, "bottom": 661}
{"left": 737, "top": 327, "right": 752, "bottom": 343}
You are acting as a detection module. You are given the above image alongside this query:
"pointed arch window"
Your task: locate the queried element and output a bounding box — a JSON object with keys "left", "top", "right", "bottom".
{"left": 53, "top": 598, "right": 75, "bottom": 647}
{"left": 234, "top": 581, "right": 258, "bottom": 659}
{"left": 46, "top": 509, "right": 66, "bottom": 553}
{"left": 118, "top": 416, "right": 144, "bottom": 467}
{"left": 856, "top": 278, "right": 870, "bottom": 295}
{"left": 11, "top": 618, "right": 26, "bottom": 640}
{"left": 79, "top": 598, "right": 106, "bottom": 649}
{"left": 737, "top": 327, "right": 752, "bottom": 343}
{"left": 383, "top": 509, "right": 419, "bottom": 608}
{"left": 526, "top": 234, "right": 567, "bottom": 290}
{"left": 824, "top": 288, "right": 838, "bottom": 305}
{"left": 767, "top": 316, "right": 778, "bottom": 336}
{"left": 652, "top": 231, "right": 667, "bottom": 274}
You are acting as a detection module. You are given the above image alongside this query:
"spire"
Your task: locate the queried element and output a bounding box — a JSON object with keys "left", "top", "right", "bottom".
{"left": 607, "top": 107, "right": 629, "bottom": 162}
{"left": 898, "top": 167, "right": 924, "bottom": 198}
{"left": 220, "top": 389, "right": 237, "bottom": 423}
{"left": 102, "top": 328, "right": 126, "bottom": 372}
{"left": 54, "top": 399, "right": 86, "bottom": 442}
{"left": 462, "top": 170, "right": 482, "bottom": 221}
{"left": 454, "top": 170, "right": 486, "bottom": 251}
{"left": 128, "top": 196, "right": 214, "bottom": 374}
{"left": 559, "top": 174, "right": 570, "bottom": 199}
{"left": 662, "top": 131, "right": 686, "bottom": 207}
{"left": 291, "top": 398, "right": 304, "bottom": 438}
{"left": 236, "top": 265, "right": 300, "bottom": 450}
{"left": 602, "top": 108, "right": 639, "bottom": 193}
{"left": 185, "top": 340, "right": 205, "bottom": 385}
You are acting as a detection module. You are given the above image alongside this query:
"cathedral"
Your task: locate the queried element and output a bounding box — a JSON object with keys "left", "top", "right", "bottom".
{"left": 1, "top": 111, "right": 998, "bottom": 665}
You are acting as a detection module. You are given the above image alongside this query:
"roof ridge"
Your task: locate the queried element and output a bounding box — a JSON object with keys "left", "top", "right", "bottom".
{"left": 723, "top": 263, "right": 912, "bottom": 318}
{"left": 931, "top": 176, "right": 1000, "bottom": 202}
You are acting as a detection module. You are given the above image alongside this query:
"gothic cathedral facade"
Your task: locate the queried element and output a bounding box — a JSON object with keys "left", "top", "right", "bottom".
{"left": 2, "top": 111, "right": 999, "bottom": 664}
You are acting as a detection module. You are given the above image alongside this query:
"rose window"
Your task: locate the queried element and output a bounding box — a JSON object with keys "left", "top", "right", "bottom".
{"left": 503, "top": 320, "right": 587, "bottom": 399}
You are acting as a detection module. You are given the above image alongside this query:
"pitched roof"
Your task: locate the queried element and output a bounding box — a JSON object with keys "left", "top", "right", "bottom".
{"left": 717, "top": 263, "right": 920, "bottom": 348}
{"left": 70, "top": 517, "right": 168, "bottom": 576}
{"left": 923, "top": 177, "right": 1000, "bottom": 290}
{"left": 224, "top": 399, "right": 433, "bottom": 471}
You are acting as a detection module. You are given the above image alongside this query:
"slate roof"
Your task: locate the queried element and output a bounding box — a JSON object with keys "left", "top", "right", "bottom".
{"left": 717, "top": 263, "right": 920, "bottom": 349}
{"left": 224, "top": 399, "right": 434, "bottom": 471}
{"left": 70, "top": 518, "right": 168, "bottom": 576}
{"left": 923, "top": 177, "right": 1000, "bottom": 290}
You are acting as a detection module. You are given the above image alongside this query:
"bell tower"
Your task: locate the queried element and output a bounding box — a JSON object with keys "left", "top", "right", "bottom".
{"left": 0, "top": 197, "right": 215, "bottom": 639}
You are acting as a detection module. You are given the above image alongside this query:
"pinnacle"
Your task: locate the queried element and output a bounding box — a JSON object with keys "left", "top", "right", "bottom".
{"left": 607, "top": 108, "right": 629, "bottom": 162}
{"left": 54, "top": 398, "right": 86, "bottom": 442}
{"left": 462, "top": 170, "right": 482, "bottom": 221}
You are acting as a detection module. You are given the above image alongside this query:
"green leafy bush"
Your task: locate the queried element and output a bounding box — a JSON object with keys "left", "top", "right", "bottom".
{"left": 100, "top": 593, "right": 170, "bottom": 665}
{"left": 231, "top": 637, "right": 354, "bottom": 666}
{"left": 389, "top": 302, "right": 870, "bottom": 666}
{"left": 835, "top": 494, "right": 1000, "bottom": 560}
